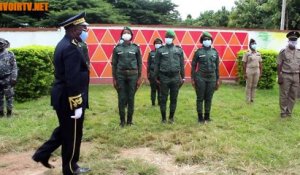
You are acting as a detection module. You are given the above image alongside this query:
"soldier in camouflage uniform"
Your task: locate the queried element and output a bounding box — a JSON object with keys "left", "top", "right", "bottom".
{"left": 0, "top": 38, "right": 18, "bottom": 117}
{"left": 154, "top": 30, "right": 185, "bottom": 124}
{"left": 147, "top": 38, "right": 162, "bottom": 106}
{"left": 112, "top": 26, "right": 142, "bottom": 127}
{"left": 191, "top": 32, "right": 220, "bottom": 123}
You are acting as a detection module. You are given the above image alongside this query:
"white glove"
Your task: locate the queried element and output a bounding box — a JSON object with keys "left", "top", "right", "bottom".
{"left": 71, "top": 107, "right": 82, "bottom": 119}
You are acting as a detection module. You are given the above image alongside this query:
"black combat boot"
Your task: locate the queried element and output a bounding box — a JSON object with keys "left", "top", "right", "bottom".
{"left": 127, "top": 115, "right": 133, "bottom": 126}
{"left": 204, "top": 113, "right": 211, "bottom": 122}
{"left": 120, "top": 115, "right": 125, "bottom": 127}
{"left": 169, "top": 112, "right": 174, "bottom": 124}
{"left": 0, "top": 110, "right": 4, "bottom": 117}
{"left": 161, "top": 111, "right": 166, "bottom": 123}
{"left": 152, "top": 101, "right": 155, "bottom": 106}
{"left": 198, "top": 113, "right": 204, "bottom": 123}
{"left": 7, "top": 110, "right": 12, "bottom": 117}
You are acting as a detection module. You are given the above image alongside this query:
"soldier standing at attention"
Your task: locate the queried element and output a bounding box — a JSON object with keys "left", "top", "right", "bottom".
{"left": 191, "top": 32, "right": 220, "bottom": 123}
{"left": 32, "top": 12, "right": 91, "bottom": 175}
{"left": 242, "top": 39, "right": 262, "bottom": 103}
{"left": 277, "top": 31, "right": 300, "bottom": 118}
{"left": 154, "top": 30, "right": 185, "bottom": 124}
{"left": 147, "top": 38, "right": 162, "bottom": 106}
{"left": 112, "top": 26, "right": 142, "bottom": 127}
{"left": 0, "top": 38, "right": 18, "bottom": 117}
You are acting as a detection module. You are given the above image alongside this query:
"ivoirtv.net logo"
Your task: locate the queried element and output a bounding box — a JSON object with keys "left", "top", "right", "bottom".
{"left": 0, "top": 2, "right": 48, "bottom": 12}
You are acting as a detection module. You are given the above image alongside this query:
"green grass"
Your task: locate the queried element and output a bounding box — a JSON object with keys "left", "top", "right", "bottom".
{"left": 1, "top": 84, "right": 300, "bottom": 174}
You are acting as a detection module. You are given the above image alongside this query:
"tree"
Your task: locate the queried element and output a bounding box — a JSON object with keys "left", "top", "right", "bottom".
{"left": 191, "top": 7, "right": 230, "bottom": 27}
{"left": 229, "top": 0, "right": 299, "bottom": 30}
{"left": 107, "top": 0, "right": 180, "bottom": 25}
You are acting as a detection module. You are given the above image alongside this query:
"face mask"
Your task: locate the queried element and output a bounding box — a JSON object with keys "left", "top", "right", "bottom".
{"left": 165, "top": 38, "right": 173, "bottom": 45}
{"left": 251, "top": 44, "right": 257, "bottom": 50}
{"left": 122, "top": 33, "right": 132, "bottom": 41}
{"left": 79, "top": 31, "right": 88, "bottom": 42}
{"left": 203, "top": 39, "right": 212, "bottom": 47}
{"left": 119, "top": 39, "right": 124, "bottom": 44}
{"left": 288, "top": 41, "right": 297, "bottom": 48}
{"left": 155, "top": 44, "right": 162, "bottom": 49}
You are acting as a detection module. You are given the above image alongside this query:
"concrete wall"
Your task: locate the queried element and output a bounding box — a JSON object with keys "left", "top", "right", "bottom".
{"left": 0, "top": 26, "right": 289, "bottom": 84}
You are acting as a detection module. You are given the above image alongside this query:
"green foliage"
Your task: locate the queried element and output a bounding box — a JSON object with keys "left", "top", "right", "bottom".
{"left": 237, "top": 49, "right": 278, "bottom": 89}
{"left": 10, "top": 46, "right": 54, "bottom": 102}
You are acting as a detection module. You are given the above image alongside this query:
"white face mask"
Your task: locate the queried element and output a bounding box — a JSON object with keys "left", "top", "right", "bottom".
{"left": 203, "top": 39, "right": 212, "bottom": 47}
{"left": 251, "top": 44, "right": 257, "bottom": 50}
{"left": 79, "top": 31, "right": 88, "bottom": 42}
{"left": 165, "top": 38, "right": 173, "bottom": 45}
{"left": 155, "top": 44, "right": 162, "bottom": 49}
{"left": 288, "top": 40, "right": 297, "bottom": 48}
{"left": 122, "top": 33, "right": 132, "bottom": 41}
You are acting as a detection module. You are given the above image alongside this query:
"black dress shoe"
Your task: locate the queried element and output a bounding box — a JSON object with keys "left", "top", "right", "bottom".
{"left": 74, "top": 167, "right": 91, "bottom": 174}
{"left": 32, "top": 155, "right": 54, "bottom": 169}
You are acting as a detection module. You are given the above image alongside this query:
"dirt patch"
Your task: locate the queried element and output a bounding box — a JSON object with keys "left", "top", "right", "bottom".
{"left": 0, "top": 151, "right": 61, "bottom": 175}
{"left": 0, "top": 142, "right": 93, "bottom": 175}
{"left": 120, "top": 147, "right": 209, "bottom": 175}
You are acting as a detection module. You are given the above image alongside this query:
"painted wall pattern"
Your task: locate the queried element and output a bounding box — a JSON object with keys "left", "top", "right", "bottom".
{"left": 86, "top": 27, "right": 249, "bottom": 83}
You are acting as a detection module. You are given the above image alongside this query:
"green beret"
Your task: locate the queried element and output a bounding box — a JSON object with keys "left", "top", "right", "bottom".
{"left": 121, "top": 26, "right": 133, "bottom": 40}
{"left": 165, "top": 30, "right": 175, "bottom": 38}
{"left": 200, "top": 31, "right": 213, "bottom": 43}
{"left": 153, "top": 38, "right": 163, "bottom": 44}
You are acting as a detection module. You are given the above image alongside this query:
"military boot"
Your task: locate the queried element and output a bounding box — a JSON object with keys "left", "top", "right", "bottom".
{"left": 198, "top": 113, "right": 204, "bottom": 123}
{"left": 127, "top": 115, "right": 133, "bottom": 126}
{"left": 169, "top": 112, "right": 174, "bottom": 124}
{"left": 7, "top": 110, "right": 12, "bottom": 117}
{"left": 204, "top": 113, "right": 211, "bottom": 122}
{"left": 120, "top": 115, "right": 125, "bottom": 127}
{"left": 0, "top": 111, "right": 4, "bottom": 117}
{"left": 161, "top": 111, "right": 166, "bottom": 123}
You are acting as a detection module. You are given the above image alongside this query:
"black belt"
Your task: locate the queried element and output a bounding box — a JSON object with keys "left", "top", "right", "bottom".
{"left": 159, "top": 71, "right": 179, "bottom": 77}
{"left": 119, "top": 69, "right": 138, "bottom": 74}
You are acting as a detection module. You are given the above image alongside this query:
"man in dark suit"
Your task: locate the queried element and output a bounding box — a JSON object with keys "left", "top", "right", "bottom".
{"left": 32, "top": 12, "right": 91, "bottom": 175}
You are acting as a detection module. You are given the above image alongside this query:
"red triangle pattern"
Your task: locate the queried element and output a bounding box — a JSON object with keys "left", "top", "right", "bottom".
{"left": 220, "top": 32, "right": 233, "bottom": 43}
{"left": 189, "top": 31, "right": 202, "bottom": 44}
{"left": 101, "top": 45, "right": 115, "bottom": 60}
{"left": 87, "top": 28, "right": 248, "bottom": 80}
{"left": 91, "top": 62, "right": 107, "bottom": 77}
{"left": 223, "top": 61, "right": 236, "bottom": 76}
{"left": 110, "top": 29, "right": 123, "bottom": 43}
{"left": 214, "top": 46, "right": 227, "bottom": 59}
{"left": 235, "top": 32, "right": 248, "bottom": 46}
{"left": 88, "top": 44, "right": 98, "bottom": 58}
{"left": 175, "top": 31, "right": 186, "bottom": 42}
{"left": 93, "top": 29, "right": 106, "bottom": 42}
{"left": 181, "top": 45, "right": 196, "bottom": 60}
{"left": 141, "top": 30, "right": 155, "bottom": 43}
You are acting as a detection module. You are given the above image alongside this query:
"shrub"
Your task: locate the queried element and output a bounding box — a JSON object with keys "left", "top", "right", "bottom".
{"left": 10, "top": 46, "right": 54, "bottom": 102}
{"left": 237, "top": 50, "right": 278, "bottom": 89}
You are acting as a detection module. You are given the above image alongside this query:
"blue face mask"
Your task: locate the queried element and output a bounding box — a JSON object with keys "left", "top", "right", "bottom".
{"left": 165, "top": 38, "right": 173, "bottom": 45}
{"left": 203, "top": 39, "right": 212, "bottom": 47}
{"left": 79, "top": 31, "right": 88, "bottom": 42}
{"left": 251, "top": 44, "right": 257, "bottom": 50}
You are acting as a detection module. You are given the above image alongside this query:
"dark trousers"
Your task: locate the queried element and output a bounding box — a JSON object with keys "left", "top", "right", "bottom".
{"left": 117, "top": 73, "right": 138, "bottom": 123}
{"left": 195, "top": 77, "right": 216, "bottom": 114}
{"left": 149, "top": 79, "right": 160, "bottom": 105}
{"left": 33, "top": 108, "right": 84, "bottom": 175}
{"left": 159, "top": 74, "right": 180, "bottom": 115}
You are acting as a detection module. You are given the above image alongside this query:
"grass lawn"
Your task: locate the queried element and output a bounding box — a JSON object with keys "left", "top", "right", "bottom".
{"left": 0, "top": 84, "right": 300, "bottom": 174}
